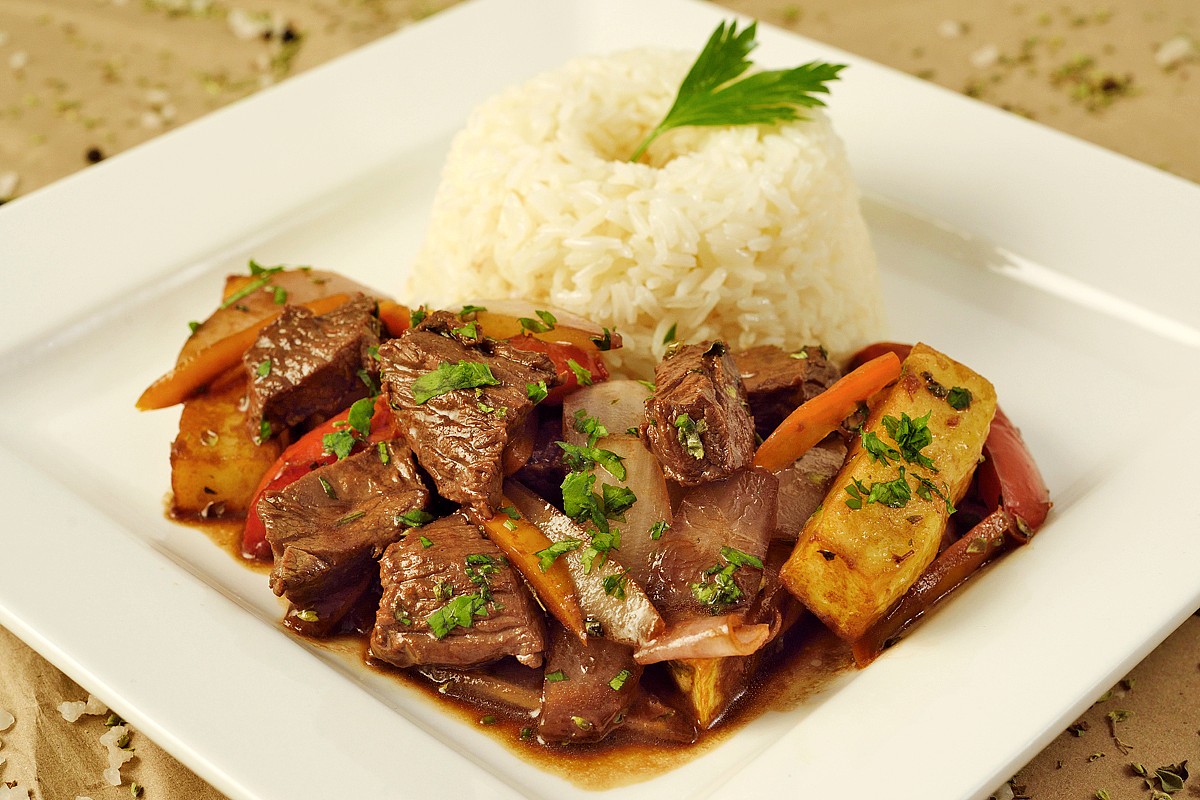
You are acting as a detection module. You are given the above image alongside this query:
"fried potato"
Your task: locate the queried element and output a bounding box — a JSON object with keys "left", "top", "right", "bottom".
{"left": 780, "top": 343, "right": 997, "bottom": 642}
{"left": 169, "top": 371, "right": 282, "bottom": 518}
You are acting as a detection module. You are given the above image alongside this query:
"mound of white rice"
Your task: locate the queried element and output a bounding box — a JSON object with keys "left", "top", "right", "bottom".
{"left": 406, "top": 48, "right": 886, "bottom": 375}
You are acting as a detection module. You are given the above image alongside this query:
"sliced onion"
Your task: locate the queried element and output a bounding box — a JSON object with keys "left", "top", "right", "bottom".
{"left": 633, "top": 615, "right": 772, "bottom": 664}
{"left": 561, "top": 380, "right": 652, "bottom": 445}
{"left": 504, "top": 479, "right": 663, "bottom": 647}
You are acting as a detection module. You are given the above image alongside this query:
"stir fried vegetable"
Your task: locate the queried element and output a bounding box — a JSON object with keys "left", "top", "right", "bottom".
{"left": 142, "top": 268, "right": 1050, "bottom": 755}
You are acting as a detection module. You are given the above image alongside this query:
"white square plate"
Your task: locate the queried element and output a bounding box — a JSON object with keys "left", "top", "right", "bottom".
{"left": 2, "top": 0, "right": 1198, "bottom": 798}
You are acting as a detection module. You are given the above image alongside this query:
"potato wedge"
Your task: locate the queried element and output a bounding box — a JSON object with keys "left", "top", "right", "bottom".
{"left": 170, "top": 371, "right": 283, "bottom": 518}
{"left": 780, "top": 343, "right": 996, "bottom": 642}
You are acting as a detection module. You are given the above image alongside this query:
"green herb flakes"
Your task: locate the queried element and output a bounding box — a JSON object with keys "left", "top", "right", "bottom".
{"left": 608, "top": 669, "right": 632, "bottom": 691}
{"left": 535, "top": 539, "right": 582, "bottom": 572}
{"left": 674, "top": 412, "right": 707, "bottom": 460}
{"left": 946, "top": 386, "right": 973, "bottom": 410}
{"left": 411, "top": 360, "right": 500, "bottom": 404}
{"left": 567, "top": 358, "right": 593, "bottom": 386}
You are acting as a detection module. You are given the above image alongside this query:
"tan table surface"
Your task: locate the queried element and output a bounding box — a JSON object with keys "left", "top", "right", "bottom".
{"left": 1, "top": 1, "right": 1197, "bottom": 798}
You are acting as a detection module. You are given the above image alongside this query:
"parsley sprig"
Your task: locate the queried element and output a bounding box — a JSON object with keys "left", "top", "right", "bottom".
{"left": 630, "top": 20, "right": 845, "bottom": 162}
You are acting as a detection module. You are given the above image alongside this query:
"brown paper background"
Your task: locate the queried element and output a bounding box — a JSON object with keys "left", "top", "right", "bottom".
{"left": 1, "top": 1, "right": 1197, "bottom": 798}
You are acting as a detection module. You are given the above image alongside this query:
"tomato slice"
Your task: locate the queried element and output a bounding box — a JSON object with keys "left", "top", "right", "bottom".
{"left": 240, "top": 394, "right": 394, "bottom": 560}
{"left": 505, "top": 335, "right": 609, "bottom": 404}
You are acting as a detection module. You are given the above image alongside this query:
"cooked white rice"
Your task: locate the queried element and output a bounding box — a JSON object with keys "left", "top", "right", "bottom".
{"left": 405, "top": 48, "right": 886, "bottom": 375}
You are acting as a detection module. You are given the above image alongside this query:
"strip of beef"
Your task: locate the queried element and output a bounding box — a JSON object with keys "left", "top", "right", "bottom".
{"left": 774, "top": 439, "right": 848, "bottom": 539}
{"left": 643, "top": 341, "right": 756, "bottom": 486}
{"left": 243, "top": 294, "right": 379, "bottom": 438}
{"left": 260, "top": 439, "right": 429, "bottom": 631}
{"left": 731, "top": 344, "right": 841, "bottom": 439}
{"left": 511, "top": 405, "right": 567, "bottom": 506}
{"left": 377, "top": 311, "right": 559, "bottom": 517}
{"left": 646, "top": 468, "right": 778, "bottom": 622}
{"left": 370, "top": 513, "right": 545, "bottom": 669}
{"left": 538, "top": 622, "right": 642, "bottom": 744}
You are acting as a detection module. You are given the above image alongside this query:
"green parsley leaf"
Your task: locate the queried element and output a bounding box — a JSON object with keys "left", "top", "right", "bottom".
{"left": 335, "top": 510, "right": 365, "bottom": 527}
{"left": 426, "top": 593, "right": 488, "bottom": 639}
{"left": 411, "top": 360, "right": 501, "bottom": 404}
{"left": 452, "top": 321, "right": 479, "bottom": 339}
{"left": 518, "top": 310, "right": 557, "bottom": 334}
{"left": 409, "top": 305, "right": 428, "bottom": 327}
{"left": 861, "top": 429, "right": 900, "bottom": 466}
{"left": 526, "top": 380, "right": 549, "bottom": 404}
{"left": 187, "top": 320, "right": 201, "bottom": 333}
{"left": 396, "top": 508, "right": 434, "bottom": 528}
{"left": 662, "top": 322, "right": 678, "bottom": 345}
{"left": 535, "top": 539, "right": 582, "bottom": 572}
{"left": 602, "top": 570, "right": 629, "bottom": 599}
{"left": 459, "top": 304, "right": 487, "bottom": 317}
{"left": 608, "top": 668, "right": 632, "bottom": 691}
{"left": 318, "top": 476, "right": 337, "bottom": 499}
{"left": 221, "top": 261, "right": 286, "bottom": 309}
{"left": 649, "top": 520, "right": 669, "bottom": 540}
{"left": 674, "top": 412, "right": 707, "bottom": 459}
{"left": 254, "top": 418, "right": 272, "bottom": 445}
{"left": 630, "top": 20, "right": 844, "bottom": 162}
{"left": 255, "top": 358, "right": 272, "bottom": 378}
{"left": 880, "top": 412, "right": 936, "bottom": 471}
{"left": 566, "top": 358, "right": 593, "bottom": 386}
{"left": 946, "top": 386, "right": 973, "bottom": 410}
{"left": 545, "top": 670, "right": 568, "bottom": 683}
{"left": 602, "top": 484, "right": 637, "bottom": 519}
{"left": 590, "top": 327, "right": 615, "bottom": 351}
{"left": 271, "top": 285, "right": 288, "bottom": 304}
{"left": 557, "top": 442, "right": 627, "bottom": 481}
{"left": 572, "top": 409, "right": 610, "bottom": 447}
{"left": 719, "top": 546, "right": 764, "bottom": 570}
{"left": 419, "top": 535, "right": 433, "bottom": 548}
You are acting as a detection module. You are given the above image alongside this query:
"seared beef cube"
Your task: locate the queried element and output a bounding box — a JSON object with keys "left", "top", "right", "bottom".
{"left": 538, "top": 623, "right": 641, "bottom": 744}
{"left": 370, "top": 514, "right": 545, "bottom": 669}
{"left": 243, "top": 295, "right": 379, "bottom": 437}
{"left": 644, "top": 341, "right": 756, "bottom": 486}
{"left": 647, "top": 468, "right": 778, "bottom": 622}
{"left": 377, "top": 311, "right": 559, "bottom": 517}
{"left": 774, "top": 440, "right": 846, "bottom": 539}
{"left": 261, "top": 440, "right": 429, "bottom": 623}
{"left": 511, "top": 406, "right": 567, "bottom": 506}
{"left": 731, "top": 344, "right": 841, "bottom": 439}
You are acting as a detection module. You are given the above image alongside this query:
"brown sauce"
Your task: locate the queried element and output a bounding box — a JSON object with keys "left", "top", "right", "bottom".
{"left": 168, "top": 509, "right": 858, "bottom": 789}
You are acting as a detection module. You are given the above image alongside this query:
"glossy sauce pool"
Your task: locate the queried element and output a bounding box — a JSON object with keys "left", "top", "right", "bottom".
{"left": 189, "top": 515, "right": 856, "bottom": 789}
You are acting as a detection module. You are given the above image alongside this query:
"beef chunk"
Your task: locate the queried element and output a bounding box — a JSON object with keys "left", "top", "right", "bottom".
{"left": 370, "top": 514, "right": 545, "bottom": 669}
{"left": 260, "top": 439, "right": 429, "bottom": 624}
{"left": 511, "top": 406, "right": 567, "bottom": 505}
{"left": 643, "top": 341, "right": 756, "bottom": 486}
{"left": 774, "top": 440, "right": 847, "bottom": 539}
{"left": 243, "top": 295, "right": 379, "bottom": 437}
{"left": 377, "top": 311, "right": 559, "bottom": 517}
{"left": 647, "top": 468, "right": 778, "bottom": 622}
{"left": 731, "top": 344, "right": 841, "bottom": 439}
{"left": 538, "top": 623, "right": 641, "bottom": 744}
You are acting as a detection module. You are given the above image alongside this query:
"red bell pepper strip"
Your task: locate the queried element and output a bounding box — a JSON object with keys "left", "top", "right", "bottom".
{"left": 505, "top": 335, "right": 608, "bottom": 404}
{"left": 240, "top": 394, "right": 395, "bottom": 560}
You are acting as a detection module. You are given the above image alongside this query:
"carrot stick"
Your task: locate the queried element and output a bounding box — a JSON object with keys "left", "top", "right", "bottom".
{"left": 137, "top": 294, "right": 350, "bottom": 411}
{"left": 376, "top": 300, "right": 411, "bottom": 337}
{"left": 478, "top": 498, "right": 586, "bottom": 640}
{"left": 753, "top": 352, "right": 902, "bottom": 472}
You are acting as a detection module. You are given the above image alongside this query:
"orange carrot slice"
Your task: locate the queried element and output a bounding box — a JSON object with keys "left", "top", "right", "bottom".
{"left": 137, "top": 293, "right": 350, "bottom": 411}
{"left": 478, "top": 498, "right": 586, "bottom": 640}
{"left": 753, "top": 352, "right": 902, "bottom": 472}
{"left": 376, "top": 300, "right": 411, "bottom": 337}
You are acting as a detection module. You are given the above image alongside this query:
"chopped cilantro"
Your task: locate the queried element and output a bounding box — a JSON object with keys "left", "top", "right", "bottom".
{"left": 526, "top": 380, "right": 549, "bottom": 404}
{"left": 881, "top": 412, "right": 936, "bottom": 471}
{"left": 534, "top": 539, "right": 582, "bottom": 572}
{"left": 518, "top": 309, "right": 557, "bottom": 334}
{"left": 566, "top": 358, "right": 593, "bottom": 386}
{"left": 946, "top": 386, "right": 973, "bottom": 410}
{"left": 426, "top": 593, "right": 489, "bottom": 639}
{"left": 411, "top": 360, "right": 501, "bottom": 404}
{"left": 608, "top": 668, "right": 632, "bottom": 691}
{"left": 397, "top": 508, "right": 434, "bottom": 528}
{"left": 861, "top": 429, "right": 900, "bottom": 465}
{"left": 674, "top": 412, "right": 707, "bottom": 459}
{"left": 649, "top": 520, "right": 669, "bottom": 540}
{"left": 545, "top": 670, "right": 568, "bottom": 683}
{"left": 591, "top": 327, "right": 615, "bottom": 351}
